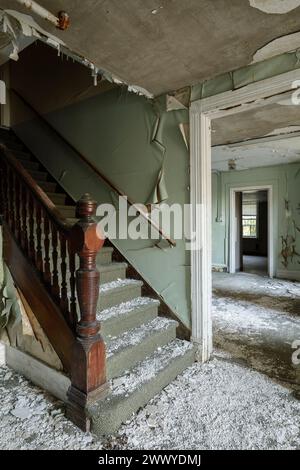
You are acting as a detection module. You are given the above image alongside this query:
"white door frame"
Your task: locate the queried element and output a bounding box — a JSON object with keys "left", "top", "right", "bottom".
{"left": 229, "top": 185, "right": 274, "bottom": 277}
{"left": 189, "top": 69, "right": 300, "bottom": 362}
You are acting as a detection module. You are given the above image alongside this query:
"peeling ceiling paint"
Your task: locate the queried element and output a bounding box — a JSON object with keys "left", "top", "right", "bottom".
{"left": 212, "top": 101, "right": 300, "bottom": 146}
{"left": 2, "top": 0, "right": 300, "bottom": 95}
{"left": 212, "top": 135, "right": 300, "bottom": 171}
{"left": 264, "top": 126, "right": 300, "bottom": 135}
{"left": 0, "top": 7, "right": 153, "bottom": 99}
{"left": 252, "top": 31, "right": 300, "bottom": 62}
{"left": 249, "top": 0, "right": 300, "bottom": 14}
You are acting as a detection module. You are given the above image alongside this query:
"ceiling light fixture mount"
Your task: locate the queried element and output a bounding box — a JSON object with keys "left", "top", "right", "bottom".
{"left": 15, "top": 1, "right": 70, "bottom": 31}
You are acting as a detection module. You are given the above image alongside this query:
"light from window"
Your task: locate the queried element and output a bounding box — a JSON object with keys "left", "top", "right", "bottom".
{"left": 242, "top": 202, "right": 257, "bottom": 238}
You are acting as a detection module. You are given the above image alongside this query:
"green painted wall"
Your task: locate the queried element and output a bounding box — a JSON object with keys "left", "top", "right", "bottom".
{"left": 212, "top": 163, "right": 300, "bottom": 276}
{"left": 9, "top": 45, "right": 192, "bottom": 329}
{"left": 191, "top": 50, "right": 300, "bottom": 102}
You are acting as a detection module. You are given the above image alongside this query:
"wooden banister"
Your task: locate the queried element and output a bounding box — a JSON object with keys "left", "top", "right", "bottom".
{"left": 11, "top": 88, "right": 176, "bottom": 247}
{"left": 67, "top": 194, "right": 108, "bottom": 430}
{"left": 0, "top": 144, "right": 108, "bottom": 431}
{"left": 0, "top": 144, "right": 71, "bottom": 233}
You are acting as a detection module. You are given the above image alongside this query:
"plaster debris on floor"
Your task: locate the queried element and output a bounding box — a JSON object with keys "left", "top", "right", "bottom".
{"left": 1, "top": 351, "right": 300, "bottom": 450}
{"left": 213, "top": 272, "right": 300, "bottom": 386}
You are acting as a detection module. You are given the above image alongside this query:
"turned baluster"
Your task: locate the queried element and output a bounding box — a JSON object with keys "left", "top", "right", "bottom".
{"left": 35, "top": 202, "right": 43, "bottom": 272}
{"left": 21, "top": 183, "right": 28, "bottom": 253}
{"left": 68, "top": 242, "right": 77, "bottom": 326}
{"left": 0, "top": 163, "right": 7, "bottom": 222}
{"left": 9, "top": 169, "right": 16, "bottom": 234}
{"left": 51, "top": 222, "right": 60, "bottom": 299}
{"left": 15, "top": 176, "right": 21, "bottom": 242}
{"left": 67, "top": 193, "right": 108, "bottom": 431}
{"left": 59, "top": 231, "right": 69, "bottom": 321}
{"left": 28, "top": 193, "right": 35, "bottom": 260}
{"left": 43, "top": 215, "right": 51, "bottom": 285}
{"left": 4, "top": 164, "right": 10, "bottom": 226}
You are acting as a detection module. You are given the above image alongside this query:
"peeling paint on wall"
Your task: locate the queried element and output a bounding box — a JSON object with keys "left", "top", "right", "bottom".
{"left": 252, "top": 32, "right": 300, "bottom": 63}
{"left": 249, "top": 0, "right": 300, "bottom": 14}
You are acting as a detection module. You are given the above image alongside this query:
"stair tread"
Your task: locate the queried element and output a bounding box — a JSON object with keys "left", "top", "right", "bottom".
{"left": 100, "top": 247, "right": 114, "bottom": 254}
{"left": 13, "top": 149, "right": 32, "bottom": 158}
{"left": 98, "top": 262, "right": 127, "bottom": 273}
{"left": 100, "top": 278, "right": 143, "bottom": 295}
{"left": 100, "top": 297, "right": 159, "bottom": 323}
{"left": 56, "top": 204, "right": 76, "bottom": 210}
{"left": 106, "top": 317, "right": 177, "bottom": 358}
{"left": 110, "top": 339, "right": 193, "bottom": 395}
{"left": 18, "top": 159, "right": 40, "bottom": 170}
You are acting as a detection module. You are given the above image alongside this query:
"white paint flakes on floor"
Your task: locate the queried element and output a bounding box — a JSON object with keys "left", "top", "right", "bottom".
{"left": 212, "top": 272, "right": 300, "bottom": 386}
{"left": 1, "top": 353, "right": 300, "bottom": 450}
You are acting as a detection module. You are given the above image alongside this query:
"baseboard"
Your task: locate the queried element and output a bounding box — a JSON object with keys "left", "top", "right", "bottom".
{"left": 276, "top": 270, "right": 300, "bottom": 282}
{"left": 5, "top": 346, "right": 70, "bottom": 402}
{"left": 0, "top": 341, "right": 6, "bottom": 366}
{"left": 212, "top": 264, "right": 227, "bottom": 273}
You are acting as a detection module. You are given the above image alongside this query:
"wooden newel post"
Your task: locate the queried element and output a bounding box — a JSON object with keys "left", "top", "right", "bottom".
{"left": 67, "top": 193, "right": 109, "bottom": 431}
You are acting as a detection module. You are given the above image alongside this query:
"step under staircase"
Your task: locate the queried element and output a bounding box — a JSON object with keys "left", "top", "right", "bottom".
{"left": 0, "top": 128, "right": 195, "bottom": 435}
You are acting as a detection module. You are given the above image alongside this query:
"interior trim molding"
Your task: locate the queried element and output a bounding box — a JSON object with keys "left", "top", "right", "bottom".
{"left": 189, "top": 68, "right": 300, "bottom": 363}
{"left": 276, "top": 270, "right": 300, "bottom": 282}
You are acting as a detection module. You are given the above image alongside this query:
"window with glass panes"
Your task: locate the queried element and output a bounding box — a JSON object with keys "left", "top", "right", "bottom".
{"left": 242, "top": 201, "right": 258, "bottom": 238}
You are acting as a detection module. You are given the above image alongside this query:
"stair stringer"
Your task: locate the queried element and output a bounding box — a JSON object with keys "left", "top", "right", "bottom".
{"left": 2, "top": 223, "right": 75, "bottom": 373}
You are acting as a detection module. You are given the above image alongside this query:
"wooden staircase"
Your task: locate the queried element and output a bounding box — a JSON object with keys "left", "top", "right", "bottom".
{"left": 0, "top": 128, "right": 195, "bottom": 435}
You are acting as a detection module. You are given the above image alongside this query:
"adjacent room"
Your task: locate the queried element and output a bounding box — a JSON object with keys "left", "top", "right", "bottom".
{"left": 211, "top": 101, "right": 300, "bottom": 385}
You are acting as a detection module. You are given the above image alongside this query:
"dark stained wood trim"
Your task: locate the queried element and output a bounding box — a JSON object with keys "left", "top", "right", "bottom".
{"left": 0, "top": 144, "right": 72, "bottom": 233}
{"left": 3, "top": 223, "right": 75, "bottom": 372}
{"left": 67, "top": 194, "right": 109, "bottom": 431}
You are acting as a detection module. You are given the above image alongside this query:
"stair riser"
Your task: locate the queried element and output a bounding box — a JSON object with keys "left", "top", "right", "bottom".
{"left": 46, "top": 194, "right": 67, "bottom": 205}
{"left": 0, "top": 139, "right": 24, "bottom": 150}
{"left": 13, "top": 151, "right": 32, "bottom": 160}
{"left": 17, "top": 160, "right": 40, "bottom": 171}
{"left": 100, "top": 267, "right": 126, "bottom": 285}
{"left": 89, "top": 347, "right": 196, "bottom": 436}
{"left": 58, "top": 208, "right": 77, "bottom": 218}
{"left": 106, "top": 323, "right": 177, "bottom": 380}
{"left": 28, "top": 170, "right": 48, "bottom": 181}
{"left": 37, "top": 181, "right": 57, "bottom": 192}
{"left": 55, "top": 266, "right": 126, "bottom": 286}
{"left": 99, "top": 285, "right": 142, "bottom": 311}
{"left": 102, "top": 304, "right": 158, "bottom": 338}
{"left": 97, "top": 250, "right": 113, "bottom": 266}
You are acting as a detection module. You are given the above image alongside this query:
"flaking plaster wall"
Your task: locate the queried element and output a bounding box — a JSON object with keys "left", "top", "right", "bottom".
{"left": 9, "top": 44, "right": 192, "bottom": 329}
{"left": 212, "top": 163, "right": 300, "bottom": 278}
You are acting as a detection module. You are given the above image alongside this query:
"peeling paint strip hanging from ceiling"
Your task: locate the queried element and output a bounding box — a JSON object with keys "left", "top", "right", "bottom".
{"left": 0, "top": 8, "right": 153, "bottom": 99}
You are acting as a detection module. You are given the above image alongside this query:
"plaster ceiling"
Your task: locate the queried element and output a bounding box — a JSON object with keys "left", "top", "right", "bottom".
{"left": 212, "top": 94, "right": 300, "bottom": 171}
{"left": 211, "top": 101, "right": 300, "bottom": 146}
{"left": 212, "top": 135, "right": 300, "bottom": 171}
{"left": 1, "top": 1, "right": 300, "bottom": 95}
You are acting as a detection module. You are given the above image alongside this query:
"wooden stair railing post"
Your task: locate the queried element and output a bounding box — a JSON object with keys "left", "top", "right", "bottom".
{"left": 67, "top": 193, "right": 109, "bottom": 431}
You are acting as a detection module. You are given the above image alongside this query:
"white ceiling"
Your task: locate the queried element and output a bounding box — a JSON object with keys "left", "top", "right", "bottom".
{"left": 212, "top": 134, "right": 300, "bottom": 171}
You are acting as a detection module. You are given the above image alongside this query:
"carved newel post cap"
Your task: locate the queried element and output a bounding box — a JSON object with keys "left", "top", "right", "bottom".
{"left": 76, "top": 193, "right": 97, "bottom": 220}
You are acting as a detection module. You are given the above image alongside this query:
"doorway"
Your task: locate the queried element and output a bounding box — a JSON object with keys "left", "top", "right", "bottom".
{"left": 229, "top": 186, "right": 273, "bottom": 277}
{"left": 190, "top": 69, "right": 300, "bottom": 362}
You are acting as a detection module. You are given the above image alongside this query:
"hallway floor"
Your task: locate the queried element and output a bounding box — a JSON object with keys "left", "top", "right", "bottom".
{"left": 243, "top": 255, "right": 268, "bottom": 275}
{"left": 1, "top": 352, "right": 300, "bottom": 450}
{"left": 213, "top": 272, "right": 300, "bottom": 388}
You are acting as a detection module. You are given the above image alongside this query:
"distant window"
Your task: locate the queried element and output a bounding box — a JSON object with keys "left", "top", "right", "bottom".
{"left": 242, "top": 202, "right": 258, "bottom": 238}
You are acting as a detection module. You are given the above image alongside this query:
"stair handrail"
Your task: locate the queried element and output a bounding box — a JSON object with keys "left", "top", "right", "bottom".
{"left": 11, "top": 88, "right": 176, "bottom": 247}
{"left": 0, "top": 143, "right": 72, "bottom": 233}
{"left": 0, "top": 141, "right": 109, "bottom": 429}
